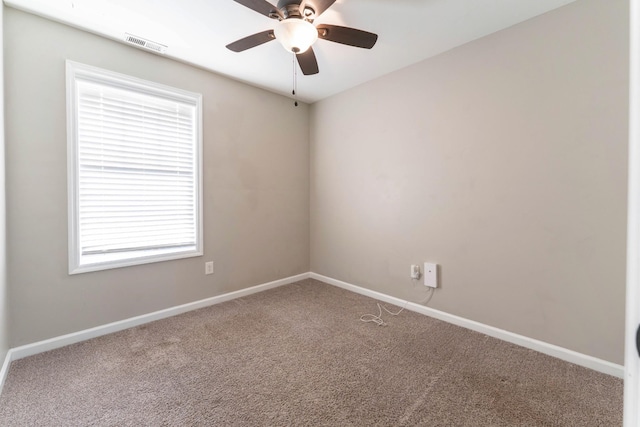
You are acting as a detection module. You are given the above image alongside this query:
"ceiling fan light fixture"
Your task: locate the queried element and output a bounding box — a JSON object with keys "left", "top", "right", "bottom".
{"left": 274, "top": 18, "right": 318, "bottom": 53}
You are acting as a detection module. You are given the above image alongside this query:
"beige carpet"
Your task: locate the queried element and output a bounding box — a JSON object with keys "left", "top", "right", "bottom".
{"left": 0, "top": 279, "right": 623, "bottom": 426}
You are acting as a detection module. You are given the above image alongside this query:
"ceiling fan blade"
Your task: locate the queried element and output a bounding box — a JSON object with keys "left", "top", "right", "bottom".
{"left": 233, "top": 0, "right": 281, "bottom": 19}
{"left": 296, "top": 47, "right": 319, "bottom": 75}
{"left": 316, "top": 25, "right": 378, "bottom": 49}
{"left": 226, "top": 30, "right": 275, "bottom": 52}
{"left": 304, "top": 0, "right": 336, "bottom": 17}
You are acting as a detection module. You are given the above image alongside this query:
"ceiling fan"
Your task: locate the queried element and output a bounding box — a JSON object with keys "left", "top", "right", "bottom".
{"left": 226, "top": 0, "right": 378, "bottom": 76}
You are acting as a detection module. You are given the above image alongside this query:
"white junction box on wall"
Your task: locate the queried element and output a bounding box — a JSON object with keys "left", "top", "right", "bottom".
{"left": 424, "top": 263, "right": 438, "bottom": 288}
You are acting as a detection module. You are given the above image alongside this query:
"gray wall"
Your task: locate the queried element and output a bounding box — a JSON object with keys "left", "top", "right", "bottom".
{"left": 0, "top": 4, "right": 8, "bottom": 363}
{"left": 5, "top": 7, "right": 310, "bottom": 347}
{"left": 310, "top": 0, "right": 628, "bottom": 364}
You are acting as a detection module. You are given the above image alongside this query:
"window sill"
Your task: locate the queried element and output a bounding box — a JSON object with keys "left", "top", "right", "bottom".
{"left": 69, "top": 246, "right": 202, "bottom": 275}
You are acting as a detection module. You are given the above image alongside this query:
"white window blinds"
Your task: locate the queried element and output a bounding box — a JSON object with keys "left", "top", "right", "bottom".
{"left": 67, "top": 61, "right": 202, "bottom": 274}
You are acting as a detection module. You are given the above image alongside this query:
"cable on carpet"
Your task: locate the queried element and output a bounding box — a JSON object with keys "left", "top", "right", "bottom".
{"left": 360, "top": 282, "right": 435, "bottom": 327}
{"left": 360, "top": 301, "right": 408, "bottom": 326}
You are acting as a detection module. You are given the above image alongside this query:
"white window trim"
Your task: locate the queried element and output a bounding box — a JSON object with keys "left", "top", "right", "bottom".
{"left": 66, "top": 60, "right": 203, "bottom": 274}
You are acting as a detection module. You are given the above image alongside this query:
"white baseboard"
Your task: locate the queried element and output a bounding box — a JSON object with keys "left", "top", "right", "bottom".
{"left": 8, "top": 272, "right": 310, "bottom": 364}
{"left": 0, "top": 273, "right": 309, "bottom": 395}
{"left": 310, "top": 273, "right": 624, "bottom": 379}
{"left": 0, "top": 270, "right": 623, "bottom": 397}
{"left": 0, "top": 348, "right": 13, "bottom": 393}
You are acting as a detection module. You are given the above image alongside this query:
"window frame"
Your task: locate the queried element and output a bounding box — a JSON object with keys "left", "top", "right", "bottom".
{"left": 66, "top": 60, "right": 203, "bottom": 274}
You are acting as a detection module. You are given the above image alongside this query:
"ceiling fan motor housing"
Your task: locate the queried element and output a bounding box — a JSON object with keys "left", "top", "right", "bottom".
{"left": 275, "top": 0, "right": 315, "bottom": 20}
{"left": 277, "top": 0, "right": 302, "bottom": 12}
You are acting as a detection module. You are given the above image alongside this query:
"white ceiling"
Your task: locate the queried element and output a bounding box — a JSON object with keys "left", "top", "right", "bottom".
{"left": 5, "top": 0, "right": 577, "bottom": 103}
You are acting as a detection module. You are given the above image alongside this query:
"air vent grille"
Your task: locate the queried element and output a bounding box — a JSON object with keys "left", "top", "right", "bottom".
{"left": 124, "top": 34, "right": 167, "bottom": 54}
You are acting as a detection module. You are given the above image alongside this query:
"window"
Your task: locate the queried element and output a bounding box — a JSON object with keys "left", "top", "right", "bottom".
{"left": 66, "top": 61, "right": 203, "bottom": 274}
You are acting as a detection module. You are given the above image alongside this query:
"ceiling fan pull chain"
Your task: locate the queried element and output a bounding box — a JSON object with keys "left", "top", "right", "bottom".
{"left": 292, "top": 53, "right": 298, "bottom": 107}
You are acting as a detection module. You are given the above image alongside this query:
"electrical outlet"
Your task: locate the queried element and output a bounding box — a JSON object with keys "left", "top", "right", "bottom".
{"left": 205, "top": 261, "right": 214, "bottom": 275}
{"left": 424, "top": 263, "right": 438, "bottom": 288}
{"left": 410, "top": 264, "right": 421, "bottom": 279}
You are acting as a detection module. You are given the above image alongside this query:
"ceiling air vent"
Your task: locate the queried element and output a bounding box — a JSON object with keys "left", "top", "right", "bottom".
{"left": 124, "top": 33, "right": 167, "bottom": 54}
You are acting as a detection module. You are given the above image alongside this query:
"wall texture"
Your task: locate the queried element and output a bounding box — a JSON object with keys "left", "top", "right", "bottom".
{"left": 310, "top": 0, "right": 628, "bottom": 364}
{"left": 0, "top": 4, "right": 8, "bottom": 363}
{"left": 5, "top": 8, "right": 310, "bottom": 347}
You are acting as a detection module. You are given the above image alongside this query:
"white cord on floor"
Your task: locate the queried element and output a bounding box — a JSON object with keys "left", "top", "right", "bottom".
{"left": 360, "top": 302, "right": 407, "bottom": 326}
{"left": 360, "top": 284, "right": 435, "bottom": 326}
